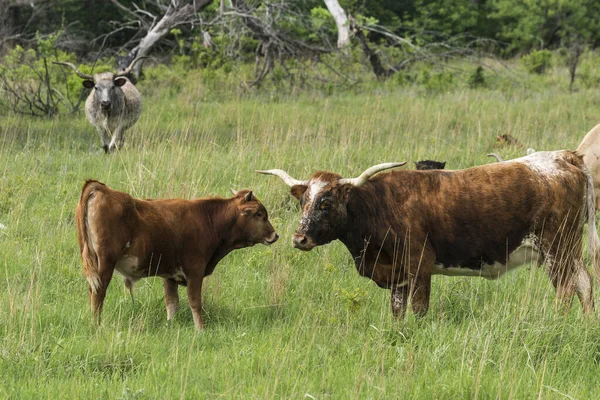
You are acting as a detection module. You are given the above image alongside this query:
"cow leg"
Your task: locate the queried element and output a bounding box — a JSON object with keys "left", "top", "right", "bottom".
{"left": 90, "top": 257, "right": 115, "bottom": 324}
{"left": 544, "top": 254, "right": 576, "bottom": 313}
{"left": 96, "top": 126, "right": 111, "bottom": 153}
{"left": 108, "top": 126, "right": 125, "bottom": 152}
{"left": 186, "top": 275, "right": 204, "bottom": 330}
{"left": 163, "top": 278, "right": 179, "bottom": 321}
{"left": 411, "top": 275, "right": 431, "bottom": 317}
{"left": 391, "top": 284, "right": 409, "bottom": 319}
{"left": 124, "top": 278, "right": 135, "bottom": 304}
{"left": 573, "top": 258, "right": 594, "bottom": 314}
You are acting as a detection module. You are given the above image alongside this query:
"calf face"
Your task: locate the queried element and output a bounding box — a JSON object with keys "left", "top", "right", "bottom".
{"left": 232, "top": 190, "right": 279, "bottom": 246}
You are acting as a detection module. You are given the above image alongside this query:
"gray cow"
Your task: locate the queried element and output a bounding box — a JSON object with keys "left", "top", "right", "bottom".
{"left": 55, "top": 57, "right": 145, "bottom": 153}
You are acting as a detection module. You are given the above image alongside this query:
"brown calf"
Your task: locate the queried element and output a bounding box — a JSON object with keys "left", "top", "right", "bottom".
{"left": 259, "top": 151, "right": 600, "bottom": 318}
{"left": 75, "top": 180, "right": 278, "bottom": 329}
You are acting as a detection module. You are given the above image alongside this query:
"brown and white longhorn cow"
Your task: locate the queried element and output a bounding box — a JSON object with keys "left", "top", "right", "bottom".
{"left": 75, "top": 180, "right": 279, "bottom": 329}
{"left": 259, "top": 151, "right": 600, "bottom": 318}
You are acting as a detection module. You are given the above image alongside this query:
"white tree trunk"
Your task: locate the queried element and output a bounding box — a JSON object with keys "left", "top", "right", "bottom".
{"left": 323, "top": 0, "right": 349, "bottom": 48}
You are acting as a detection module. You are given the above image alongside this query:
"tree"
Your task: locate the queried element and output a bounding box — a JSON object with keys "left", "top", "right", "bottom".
{"left": 323, "top": 0, "right": 349, "bottom": 48}
{"left": 111, "top": 0, "right": 214, "bottom": 79}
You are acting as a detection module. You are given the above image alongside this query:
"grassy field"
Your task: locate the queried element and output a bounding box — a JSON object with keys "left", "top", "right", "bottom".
{"left": 2, "top": 82, "right": 600, "bottom": 399}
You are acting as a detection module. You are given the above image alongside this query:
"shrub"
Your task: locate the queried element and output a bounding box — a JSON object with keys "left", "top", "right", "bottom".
{"left": 521, "top": 49, "right": 553, "bottom": 74}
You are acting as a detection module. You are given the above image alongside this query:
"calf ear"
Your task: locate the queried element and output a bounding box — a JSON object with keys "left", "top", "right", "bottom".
{"left": 244, "top": 191, "right": 254, "bottom": 202}
{"left": 114, "top": 77, "right": 128, "bottom": 87}
{"left": 290, "top": 185, "right": 307, "bottom": 201}
{"left": 82, "top": 80, "right": 94, "bottom": 89}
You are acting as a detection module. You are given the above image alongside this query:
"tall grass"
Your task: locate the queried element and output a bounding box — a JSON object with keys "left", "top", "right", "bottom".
{"left": 1, "top": 82, "right": 600, "bottom": 398}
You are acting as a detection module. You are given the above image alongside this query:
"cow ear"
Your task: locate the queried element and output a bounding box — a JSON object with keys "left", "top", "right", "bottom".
{"left": 114, "top": 77, "right": 128, "bottom": 87}
{"left": 82, "top": 80, "right": 94, "bottom": 89}
{"left": 290, "top": 185, "right": 307, "bottom": 201}
{"left": 244, "top": 191, "right": 253, "bottom": 202}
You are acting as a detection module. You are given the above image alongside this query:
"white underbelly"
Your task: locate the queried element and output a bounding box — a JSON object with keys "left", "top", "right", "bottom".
{"left": 115, "top": 254, "right": 143, "bottom": 282}
{"left": 432, "top": 240, "right": 542, "bottom": 280}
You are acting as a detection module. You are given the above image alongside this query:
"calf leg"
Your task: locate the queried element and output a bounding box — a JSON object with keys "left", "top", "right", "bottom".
{"left": 186, "top": 276, "right": 204, "bottom": 330}
{"left": 411, "top": 275, "right": 431, "bottom": 317}
{"left": 164, "top": 278, "right": 180, "bottom": 321}
{"left": 90, "top": 257, "right": 115, "bottom": 324}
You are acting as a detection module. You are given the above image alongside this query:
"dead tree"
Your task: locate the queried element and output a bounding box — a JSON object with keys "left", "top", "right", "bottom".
{"left": 323, "top": 0, "right": 349, "bottom": 48}
{"left": 110, "top": 0, "right": 214, "bottom": 79}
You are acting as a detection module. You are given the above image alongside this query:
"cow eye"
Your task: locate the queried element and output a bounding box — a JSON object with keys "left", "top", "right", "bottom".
{"left": 256, "top": 211, "right": 264, "bottom": 218}
{"left": 320, "top": 200, "right": 330, "bottom": 210}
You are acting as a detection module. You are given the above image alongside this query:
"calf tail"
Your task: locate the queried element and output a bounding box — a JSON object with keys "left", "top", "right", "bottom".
{"left": 582, "top": 163, "right": 600, "bottom": 283}
{"left": 76, "top": 180, "right": 104, "bottom": 293}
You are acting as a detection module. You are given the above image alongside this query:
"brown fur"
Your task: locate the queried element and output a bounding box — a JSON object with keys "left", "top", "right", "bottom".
{"left": 279, "top": 151, "right": 599, "bottom": 318}
{"left": 75, "top": 180, "right": 278, "bottom": 329}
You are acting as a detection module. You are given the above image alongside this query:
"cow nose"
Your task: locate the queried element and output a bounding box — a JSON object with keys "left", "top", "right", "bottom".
{"left": 292, "top": 234, "right": 307, "bottom": 248}
{"left": 101, "top": 101, "right": 111, "bottom": 109}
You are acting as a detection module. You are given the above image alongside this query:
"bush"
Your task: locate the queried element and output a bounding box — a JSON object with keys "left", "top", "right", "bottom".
{"left": 521, "top": 49, "right": 553, "bottom": 74}
{"left": 0, "top": 31, "right": 111, "bottom": 117}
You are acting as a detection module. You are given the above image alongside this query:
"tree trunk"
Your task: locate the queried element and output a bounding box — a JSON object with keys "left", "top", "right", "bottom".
{"left": 113, "top": 0, "right": 214, "bottom": 79}
{"left": 350, "top": 18, "right": 390, "bottom": 79}
{"left": 323, "top": 0, "right": 349, "bottom": 48}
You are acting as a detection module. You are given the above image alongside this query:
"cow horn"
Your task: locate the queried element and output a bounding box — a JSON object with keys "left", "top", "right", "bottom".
{"left": 53, "top": 61, "right": 93, "bottom": 80}
{"left": 339, "top": 162, "right": 407, "bottom": 187}
{"left": 486, "top": 153, "right": 504, "bottom": 162}
{"left": 115, "top": 56, "right": 149, "bottom": 77}
{"left": 256, "top": 169, "right": 308, "bottom": 187}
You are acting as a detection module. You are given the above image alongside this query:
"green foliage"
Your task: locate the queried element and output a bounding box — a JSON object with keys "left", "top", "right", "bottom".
{"left": 522, "top": 49, "right": 553, "bottom": 74}
{"left": 416, "top": 68, "right": 456, "bottom": 92}
{"left": 490, "top": 0, "right": 600, "bottom": 53}
{"left": 0, "top": 31, "right": 111, "bottom": 117}
{"left": 468, "top": 66, "right": 486, "bottom": 88}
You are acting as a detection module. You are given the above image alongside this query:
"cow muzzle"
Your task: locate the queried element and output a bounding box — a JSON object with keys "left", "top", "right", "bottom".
{"left": 100, "top": 101, "right": 111, "bottom": 111}
{"left": 292, "top": 233, "right": 316, "bottom": 251}
{"left": 264, "top": 233, "right": 279, "bottom": 245}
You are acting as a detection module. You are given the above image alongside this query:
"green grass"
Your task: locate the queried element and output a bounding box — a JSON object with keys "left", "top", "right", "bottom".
{"left": 2, "top": 82, "right": 600, "bottom": 399}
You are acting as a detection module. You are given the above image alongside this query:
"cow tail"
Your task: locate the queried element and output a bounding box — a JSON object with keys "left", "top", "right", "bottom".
{"left": 583, "top": 163, "right": 600, "bottom": 282}
{"left": 77, "top": 181, "right": 102, "bottom": 293}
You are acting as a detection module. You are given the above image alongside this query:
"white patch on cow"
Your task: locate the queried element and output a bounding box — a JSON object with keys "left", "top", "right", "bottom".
{"left": 172, "top": 267, "right": 186, "bottom": 282}
{"left": 308, "top": 180, "right": 327, "bottom": 202}
{"left": 508, "top": 150, "right": 564, "bottom": 178}
{"left": 125, "top": 241, "right": 131, "bottom": 249}
{"left": 86, "top": 195, "right": 100, "bottom": 254}
{"left": 86, "top": 275, "right": 102, "bottom": 294}
{"left": 115, "top": 255, "right": 141, "bottom": 282}
{"left": 432, "top": 238, "right": 542, "bottom": 280}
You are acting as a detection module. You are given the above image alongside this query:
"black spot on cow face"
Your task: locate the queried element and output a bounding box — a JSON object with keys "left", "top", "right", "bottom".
{"left": 291, "top": 177, "right": 349, "bottom": 251}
